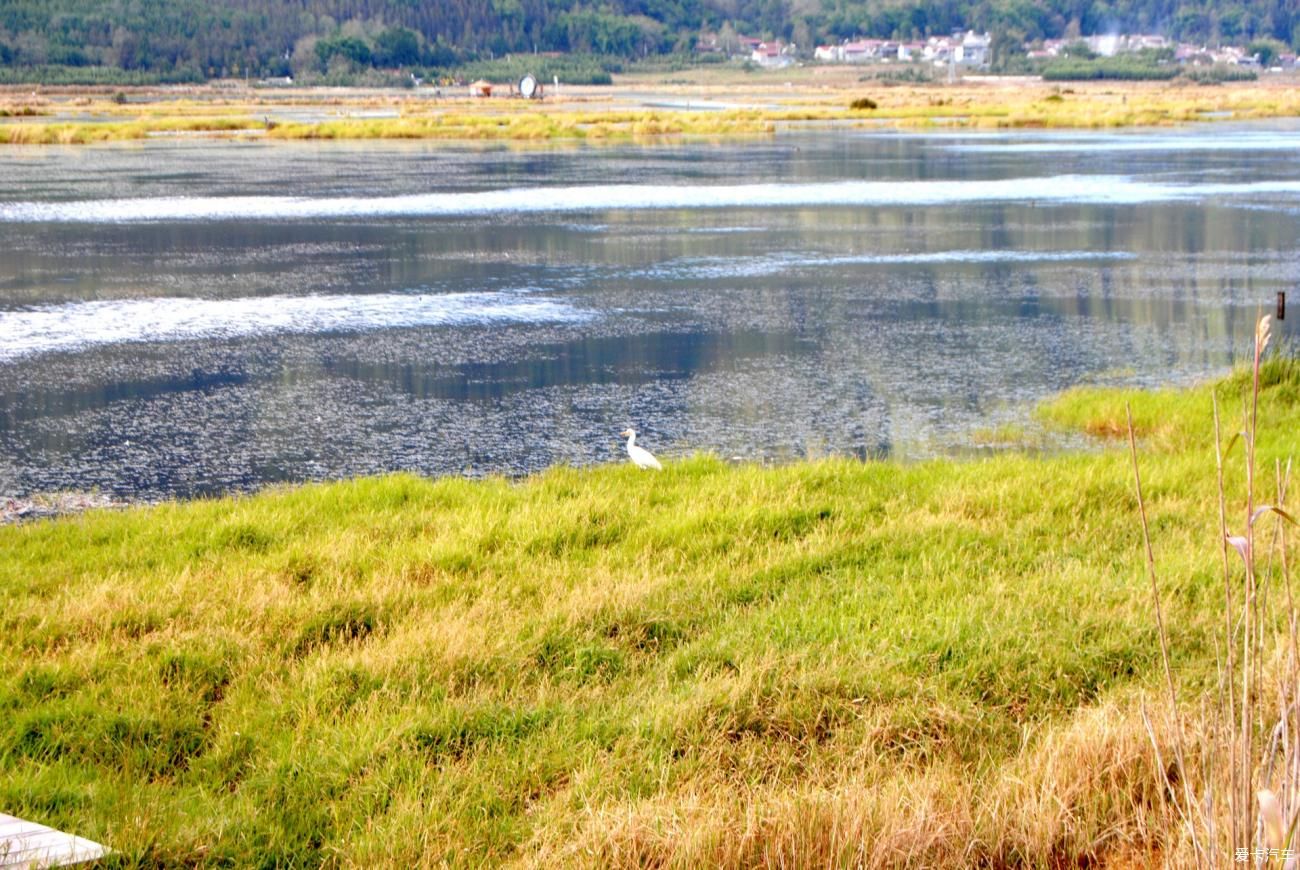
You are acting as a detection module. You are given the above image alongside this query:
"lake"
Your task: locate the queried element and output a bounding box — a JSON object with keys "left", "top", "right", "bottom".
{"left": 1, "top": 124, "right": 1297, "bottom": 500}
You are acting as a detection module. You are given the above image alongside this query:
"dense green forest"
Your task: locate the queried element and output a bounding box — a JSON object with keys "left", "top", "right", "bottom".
{"left": 0, "top": 0, "right": 1295, "bottom": 82}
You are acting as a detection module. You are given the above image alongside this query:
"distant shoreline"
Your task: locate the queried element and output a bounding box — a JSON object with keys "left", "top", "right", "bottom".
{"left": 2, "top": 75, "right": 1299, "bottom": 144}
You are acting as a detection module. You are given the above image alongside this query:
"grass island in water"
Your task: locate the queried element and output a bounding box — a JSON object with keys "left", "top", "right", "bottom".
{"left": 3, "top": 76, "right": 1300, "bottom": 145}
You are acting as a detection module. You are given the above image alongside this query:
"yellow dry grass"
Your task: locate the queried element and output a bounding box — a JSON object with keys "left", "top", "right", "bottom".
{"left": 1, "top": 76, "right": 1298, "bottom": 145}
{"left": 520, "top": 696, "right": 1173, "bottom": 869}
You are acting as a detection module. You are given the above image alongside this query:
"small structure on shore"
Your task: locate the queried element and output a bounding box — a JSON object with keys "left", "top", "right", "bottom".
{"left": 1, "top": 812, "right": 109, "bottom": 867}
{"left": 518, "top": 73, "right": 543, "bottom": 100}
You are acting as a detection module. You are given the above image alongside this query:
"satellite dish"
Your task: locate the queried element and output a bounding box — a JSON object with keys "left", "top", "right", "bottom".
{"left": 519, "top": 74, "right": 538, "bottom": 99}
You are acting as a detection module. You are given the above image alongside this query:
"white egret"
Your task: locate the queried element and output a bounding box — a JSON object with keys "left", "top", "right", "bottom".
{"left": 619, "top": 428, "right": 663, "bottom": 470}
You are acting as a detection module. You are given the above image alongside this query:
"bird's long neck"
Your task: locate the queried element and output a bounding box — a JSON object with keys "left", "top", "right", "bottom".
{"left": 626, "top": 431, "right": 636, "bottom": 447}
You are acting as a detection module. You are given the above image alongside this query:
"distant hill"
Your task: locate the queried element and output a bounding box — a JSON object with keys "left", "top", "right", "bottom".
{"left": 0, "top": 0, "right": 1294, "bottom": 82}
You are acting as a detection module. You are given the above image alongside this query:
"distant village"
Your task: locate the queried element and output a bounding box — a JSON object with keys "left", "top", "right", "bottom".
{"left": 696, "top": 30, "right": 1299, "bottom": 72}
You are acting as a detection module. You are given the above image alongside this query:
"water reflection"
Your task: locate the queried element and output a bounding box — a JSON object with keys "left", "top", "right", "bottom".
{"left": 319, "top": 331, "right": 811, "bottom": 402}
{"left": 0, "top": 126, "right": 1296, "bottom": 499}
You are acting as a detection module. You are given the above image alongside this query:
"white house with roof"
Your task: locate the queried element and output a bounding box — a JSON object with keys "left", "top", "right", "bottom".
{"left": 924, "top": 36, "right": 954, "bottom": 63}
{"left": 752, "top": 41, "right": 795, "bottom": 68}
{"left": 957, "top": 31, "right": 991, "bottom": 67}
{"left": 898, "top": 42, "right": 924, "bottom": 61}
{"left": 811, "top": 31, "right": 987, "bottom": 66}
{"left": 1131, "top": 34, "right": 1169, "bottom": 50}
{"left": 842, "top": 39, "right": 886, "bottom": 63}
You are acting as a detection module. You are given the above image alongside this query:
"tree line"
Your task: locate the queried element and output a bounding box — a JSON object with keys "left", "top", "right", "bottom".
{"left": 0, "top": 0, "right": 1295, "bottom": 82}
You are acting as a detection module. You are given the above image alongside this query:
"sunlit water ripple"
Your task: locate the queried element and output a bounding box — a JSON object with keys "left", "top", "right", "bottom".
{"left": 5, "top": 176, "right": 1300, "bottom": 223}
{"left": 941, "top": 132, "right": 1300, "bottom": 153}
{"left": 627, "top": 249, "right": 1138, "bottom": 281}
{"left": 0, "top": 291, "right": 590, "bottom": 361}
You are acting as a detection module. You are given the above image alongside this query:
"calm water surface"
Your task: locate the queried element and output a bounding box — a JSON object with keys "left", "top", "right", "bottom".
{"left": 1, "top": 125, "right": 1297, "bottom": 499}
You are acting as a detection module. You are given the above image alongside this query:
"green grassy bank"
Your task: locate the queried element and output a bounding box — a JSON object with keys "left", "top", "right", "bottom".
{"left": 1, "top": 360, "right": 1297, "bottom": 867}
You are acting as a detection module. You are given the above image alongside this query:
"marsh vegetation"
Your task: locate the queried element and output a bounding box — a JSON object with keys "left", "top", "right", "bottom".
{"left": 0, "top": 361, "right": 1296, "bottom": 865}
{"left": 3, "top": 78, "right": 1300, "bottom": 145}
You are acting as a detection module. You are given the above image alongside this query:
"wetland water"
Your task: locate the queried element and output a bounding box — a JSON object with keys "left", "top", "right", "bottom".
{"left": 1, "top": 124, "right": 1298, "bottom": 499}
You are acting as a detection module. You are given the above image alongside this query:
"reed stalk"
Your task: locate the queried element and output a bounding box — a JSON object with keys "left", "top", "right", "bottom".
{"left": 1133, "top": 313, "right": 1299, "bottom": 865}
